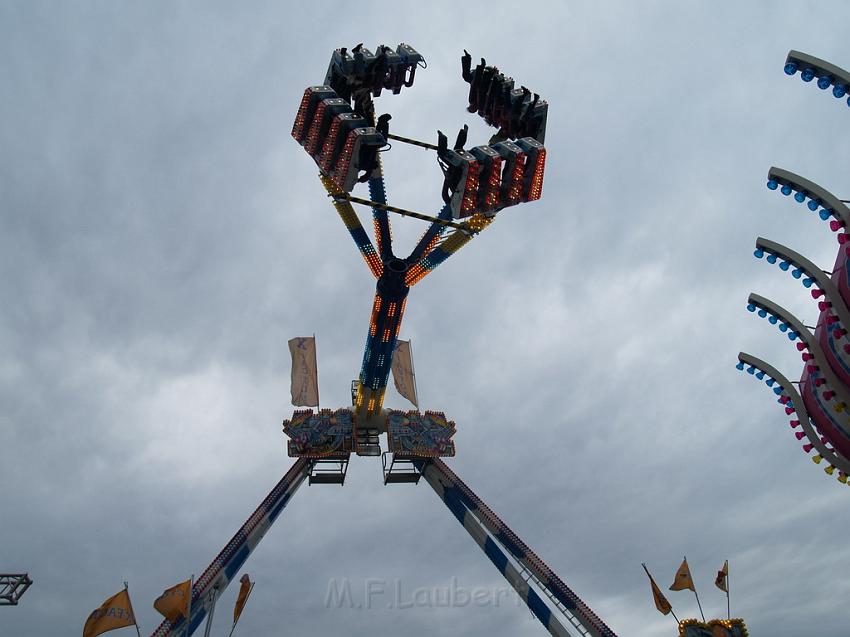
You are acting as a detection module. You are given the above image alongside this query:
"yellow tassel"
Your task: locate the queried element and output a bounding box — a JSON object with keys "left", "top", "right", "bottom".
{"left": 840, "top": 474, "right": 848, "bottom": 484}
{"left": 825, "top": 465, "right": 836, "bottom": 475}
{"left": 812, "top": 454, "right": 823, "bottom": 464}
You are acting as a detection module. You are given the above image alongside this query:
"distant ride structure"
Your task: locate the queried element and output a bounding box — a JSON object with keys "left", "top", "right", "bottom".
{"left": 0, "top": 573, "right": 32, "bottom": 606}
{"left": 148, "top": 44, "right": 617, "bottom": 637}
{"left": 740, "top": 50, "right": 850, "bottom": 486}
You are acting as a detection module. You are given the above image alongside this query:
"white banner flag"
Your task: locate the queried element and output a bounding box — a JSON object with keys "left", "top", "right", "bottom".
{"left": 391, "top": 339, "right": 418, "bottom": 408}
{"left": 288, "top": 336, "right": 319, "bottom": 407}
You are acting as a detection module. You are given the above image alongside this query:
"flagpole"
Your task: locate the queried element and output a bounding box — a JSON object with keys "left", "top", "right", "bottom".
{"left": 124, "top": 581, "right": 143, "bottom": 637}
{"left": 202, "top": 585, "right": 219, "bottom": 637}
{"left": 726, "top": 560, "right": 730, "bottom": 620}
{"left": 227, "top": 582, "right": 255, "bottom": 637}
{"left": 694, "top": 589, "right": 705, "bottom": 623}
{"left": 313, "top": 333, "right": 320, "bottom": 412}
{"left": 684, "top": 556, "right": 705, "bottom": 623}
{"left": 409, "top": 338, "right": 420, "bottom": 408}
{"left": 186, "top": 574, "right": 194, "bottom": 637}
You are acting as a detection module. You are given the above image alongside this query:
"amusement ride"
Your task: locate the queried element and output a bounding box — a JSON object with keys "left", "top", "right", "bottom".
{"left": 145, "top": 43, "right": 618, "bottom": 637}
{"left": 740, "top": 50, "right": 850, "bottom": 489}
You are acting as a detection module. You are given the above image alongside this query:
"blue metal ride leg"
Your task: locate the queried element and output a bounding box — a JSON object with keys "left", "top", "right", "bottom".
{"left": 149, "top": 458, "right": 312, "bottom": 637}
{"left": 423, "top": 470, "right": 573, "bottom": 636}
{"left": 406, "top": 202, "right": 453, "bottom": 264}
{"left": 417, "top": 459, "right": 617, "bottom": 637}
{"left": 369, "top": 174, "right": 393, "bottom": 261}
{"left": 356, "top": 285, "right": 408, "bottom": 418}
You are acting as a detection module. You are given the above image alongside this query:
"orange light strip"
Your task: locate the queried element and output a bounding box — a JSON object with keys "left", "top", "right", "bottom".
{"left": 460, "top": 160, "right": 480, "bottom": 215}
{"left": 527, "top": 149, "right": 546, "bottom": 201}
{"left": 319, "top": 116, "right": 342, "bottom": 171}
{"left": 506, "top": 153, "right": 526, "bottom": 203}
{"left": 291, "top": 89, "right": 313, "bottom": 141}
{"left": 304, "top": 101, "right": 327, "bottom": 155}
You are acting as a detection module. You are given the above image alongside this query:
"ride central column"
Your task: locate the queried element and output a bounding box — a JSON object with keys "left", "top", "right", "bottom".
{"left": 356, "top": 256, "right": 410, "bottom": 418}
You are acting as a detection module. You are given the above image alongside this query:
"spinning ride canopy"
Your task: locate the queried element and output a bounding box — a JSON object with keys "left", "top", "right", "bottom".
{"left": 740, "top": 50, "right": 850, "bottom": 487}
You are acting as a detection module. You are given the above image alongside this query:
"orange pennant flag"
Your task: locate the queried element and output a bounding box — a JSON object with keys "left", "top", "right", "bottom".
{"left": 715, "top": 560, "right": 728, "bottom": 592}
{"left": 233, "top": 574, "right": 253, "bottom": 624}
{"left": 153, "top": 579, "right": 191, "bottom": 622}
{"left": 82, "top": 588, "right": 136, "bottom": 637}
{"left": 642, "top": 567, "right": 673, "bottom": 616}
{"left": 669, "top": 557, "right": 695, "bottom": 592}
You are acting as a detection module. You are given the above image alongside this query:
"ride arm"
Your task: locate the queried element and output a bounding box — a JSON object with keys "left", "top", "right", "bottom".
{"left": 368, "top": 169, "right": 394, "bottom": 261}
{"left": 369, "top": 173, "right": 393, "bottom": 261}
{"left": 405, "top": 202, "right": 454, "bottom": 266}
{"left": 737, "top": 352, "right": 850, "bottom": 475}
{"left": 405, "top": 214, "right": 493, "bottom": 287}
{"left": 366, "top": 109, "right": 393, "bottom": 261}
{"left": 321, "top": 174, "right": 384, "bottom": 279}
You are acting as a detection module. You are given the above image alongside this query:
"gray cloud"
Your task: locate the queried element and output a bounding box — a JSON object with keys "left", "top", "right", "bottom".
{"left": 4, "top": 2, "right": 850, "bottom": 637}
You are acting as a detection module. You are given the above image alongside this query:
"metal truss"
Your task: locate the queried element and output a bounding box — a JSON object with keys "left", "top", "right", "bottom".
{"left": 0, "top": 573, "right": 33, "bottom": 606}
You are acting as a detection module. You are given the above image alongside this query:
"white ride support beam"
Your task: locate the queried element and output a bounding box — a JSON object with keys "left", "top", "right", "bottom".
{"left": 149, "top": 458, "right": 311, "bottom": 637}
{"left": 417, "top": 458, "right": 617, "bottom": 637}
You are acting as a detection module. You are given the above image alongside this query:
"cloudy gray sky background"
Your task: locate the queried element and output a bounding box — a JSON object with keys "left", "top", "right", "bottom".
{"left": 3, "top": 2, "right": 850, "bottom": 636}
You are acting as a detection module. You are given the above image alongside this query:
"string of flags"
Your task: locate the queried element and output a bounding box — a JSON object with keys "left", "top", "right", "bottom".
{"left": 642, "top": 557, "right": 732, "bottom": 627}
{"left": 82, "top": 574, "right": 254, "bottom": 637}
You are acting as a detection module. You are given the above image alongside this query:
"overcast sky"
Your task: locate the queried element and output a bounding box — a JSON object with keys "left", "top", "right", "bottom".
{"left": 4, "top": 2, "right": 850, "bottom": 636}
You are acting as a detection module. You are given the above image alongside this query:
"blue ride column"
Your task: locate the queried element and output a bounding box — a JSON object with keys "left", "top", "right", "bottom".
{"left": 356, "top": 257, "right": 409, "bottom": 419}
